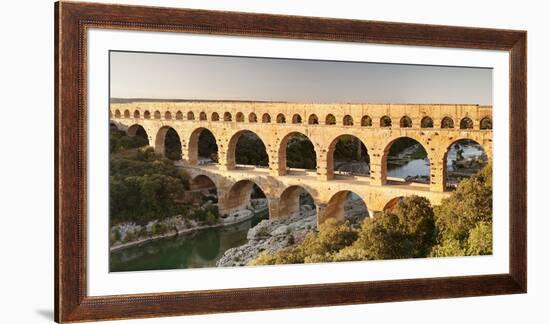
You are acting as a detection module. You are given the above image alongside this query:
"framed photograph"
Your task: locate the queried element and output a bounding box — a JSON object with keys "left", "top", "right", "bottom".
{"left": 55, "top": 1, "right": 527, "bottom": 322}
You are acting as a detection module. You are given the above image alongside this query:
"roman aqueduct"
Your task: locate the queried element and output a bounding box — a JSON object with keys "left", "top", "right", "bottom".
{"left": 110, "top": 100, "right": 492, "bottom": 225}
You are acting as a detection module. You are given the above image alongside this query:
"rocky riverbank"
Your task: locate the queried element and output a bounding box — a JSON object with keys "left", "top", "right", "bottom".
{"left": 110, "top": 207, "right": 260, "bottom": 252}
{"left": 216, "top": 211, "right": 317, "bottom": 267}
{"left": 110, "top": 215, "right": 218, "bottom": 252}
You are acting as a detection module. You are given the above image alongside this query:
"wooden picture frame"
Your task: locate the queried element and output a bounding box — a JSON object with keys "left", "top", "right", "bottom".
{"left": 55, "top": 1, "right": 527, "bottom": 322}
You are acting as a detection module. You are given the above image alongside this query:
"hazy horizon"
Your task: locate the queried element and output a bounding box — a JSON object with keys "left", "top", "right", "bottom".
{"left": 110, "top": 51, "right": 493, "bottom": 105}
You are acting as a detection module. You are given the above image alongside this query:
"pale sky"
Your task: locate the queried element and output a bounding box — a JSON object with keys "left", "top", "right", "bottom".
{"left": 110, "top": 51, "right": 492, "bottom": 105}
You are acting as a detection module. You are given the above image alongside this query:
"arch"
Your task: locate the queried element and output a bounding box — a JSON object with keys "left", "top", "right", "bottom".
{"left": 188, "top": 127, "right": 219, "bottom": 165}
{"left": 324, "top": 190, "right": 369, "bottom": 224}
{"left": 248, "top": 112, "right": 258, "bottom": 123}
{"left": 223, "top": 180, "right": 268, "bottom": 216}
{"left": 144, "top": 110, "right": 151, "bottom": 119}
{"left": 383, "top": 196, "right": 404, "bottom": 211}
{"left": 308, "top": 114, "right": 319, "bottom": 125}
{"left": 460, "top": 117, "right": 474, "bottom": 129}
{"left": 175, "top": 111, "right": 183, "bottom": 120}
{"left": 420, "top": 116, "right": 434, "bottom": 128}
{"left": 114, "top": 109, "right": 121, "bottom": 118}
{"left": 383, "top": 136, "right": 430, "bottom": 185}
{"left": 133, "top": 110, "right": 140, "bottom": 118}
{"left": 226, "top": 130, "right": 269, "bottom": 169}
{"left": 343, "top": 115, "right": 354, "bottom": 126}
{"left": 236, "top": 112, "right": 245, "bottom": 122}
{"left": 325, "top": 114, "right": 336, "bottom": 125}
{"left": 262, "top": 113, "right": 271, "bottom": 123}
{"left": 441, "top": 116, "right": 454, "bottom": 128}
{"left": 380, "top": 115, "right": 392, "bottom": 127}
{"left": 278, "top": 185, "right": 317, "bottom": 219}
{"left": 189, "top": 175, "right": 218, "bottom": 207}
{"left": 211, "top": 112, "right": 220, "bottom": 121}
{"left": 326, "top": 134, "right": 370, "bottom": 179}
{"left": 164, "top": 111, "right": 172, "bottom": 120}
{"left": 199, "top": 112, "right": 207, "bottom": 121}
{"left": 187, "top": 111, "right": 195, "bottom": 121}
{"left": 189, "top": 174, "right": 217, "bottom": 193}
{"left": 278, "top": 132, "right": 317, "bottom": 175}
{"left": 126, "top": 124, "right": 149, "bottom": 145}
{"left": 154, "top": 126, "right": 181, "bottom": 160}
{"left": 292, "top": 114, "right": 302, "bottom": 124}
{"left": 400, "top": 116, "right": 412, "bottom": 128}
{"left": 123, "top": 110, "right": 130, "bottom": 118}
{"left": 480, "top": 117, "right": 492, "bottom": 130}
{"left": 276, "top": 113, "right": 286, "bottom": 123}
{"left": 223, "top": 112, "right": 232, "bottom": 122}
{"left": 154, "top": 110, "right": 161, "bottom": 119}
{"left": 444, "top": 138, "right": 488, "bottom": 190}
{"left": 361, "top": 115, "right": 372, "bottom": 127}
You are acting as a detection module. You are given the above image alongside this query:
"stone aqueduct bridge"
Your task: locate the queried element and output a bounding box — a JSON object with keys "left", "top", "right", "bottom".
{"left": 110, "top": 101, "right": 492, "bottom": 225}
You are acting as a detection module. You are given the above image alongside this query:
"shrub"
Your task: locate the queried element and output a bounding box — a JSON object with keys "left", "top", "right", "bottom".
{"left": 109, "top": 136, "right": 190, "bottom": 226}
{"left": 431, "top": 163, "right": 493, "bottom": 256}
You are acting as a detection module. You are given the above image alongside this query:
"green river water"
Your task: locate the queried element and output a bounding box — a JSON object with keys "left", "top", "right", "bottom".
{"left": 110, "top": 211, "right": 267, "bottom": 272}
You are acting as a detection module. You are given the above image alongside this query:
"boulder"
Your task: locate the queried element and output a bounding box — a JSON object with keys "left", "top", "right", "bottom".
{"left": 217, "top": 213, "right": 317, "bottom": 267}
{"left": 246, "top": 220, "right": 270, "bottom": 240}
{"left": 270, "top": 225, "right": 289, "bottom": 236}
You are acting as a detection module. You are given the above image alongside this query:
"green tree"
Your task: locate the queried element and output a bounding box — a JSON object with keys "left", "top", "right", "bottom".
{"left": 336, "top": 196, "right": 435, "bottom": 261}
{"left": 109, "top": 127, "right": 148, "bottom": 154}
{"left": 286, "top": 135, "right": 317, "bottom": 169}
{"left": 250, "top": 196, "right": 436, "bottom": 265}
{"left": 466, "top": 221, "right": 492, "bottom": 255}
{"left": 335, "top": 213, "right": 404, "bottom": 261}
{"left": 334, "top": 136, "right": 369, "bottom": 163}
{"left": 109, "top": 128, "right": 190, "bottom": 225}
{"left": 431, "top": 163, "right": 493, "bottom": 256}
{"left": 235, "top": 133, "right": 269, "bottom": 166}
{"left": 198, "top": 129, "right": 218, "bottom": 160}
{"left": 164, "top": 128, "right": 182, "bottom": 161}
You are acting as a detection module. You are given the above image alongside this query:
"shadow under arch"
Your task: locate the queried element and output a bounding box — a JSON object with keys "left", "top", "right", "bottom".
{"left": 188, "top": 127, "right": 219, "bottom": 165}
{"left": 326, "top": 134, "right": 370, "bottom": 180}
{"left": 323, "top": 190, "right": 369, "bottom": 224}
{"left": 278, "top": 185, "right": 317, "bottom": 219}
{"left": 126, "top": 124, "right": 149, "bottom": 145}
{"left": 480, "top": 117, "right": 492, "bottom": 130}
{"left": 189, "top": 174, "right": 217, "bottom": 192}
{"left": 308, "top": 114, "right": 319, "bottom": 125}
{"left": 277, "top": 131, "right": 317, "bottom": 175}
{"left": 223, "top": 179, "right": 269, "bottom": 217}
{"left": 421, "top": 116, "right": 434, "bottom": 128}
{"left": 154, "top": 126, "right": 181, "bottom": 160}
{"left": 225, "top": 130, "right": 269, "bottom": 169}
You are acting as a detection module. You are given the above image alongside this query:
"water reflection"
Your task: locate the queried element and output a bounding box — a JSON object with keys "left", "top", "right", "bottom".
{"left": 386, "top": 141, "right": 487, "bottom": 185}
{"left": 110, "top": 211, "right": 267, "bottom": 272}
{"left": 388, "top": 158, "right": 430, "bottom": 179}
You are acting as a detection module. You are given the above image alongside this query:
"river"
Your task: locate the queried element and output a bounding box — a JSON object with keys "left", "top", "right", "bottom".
{"left": 110, "top": 210, "right": 267, "bottom": 272}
